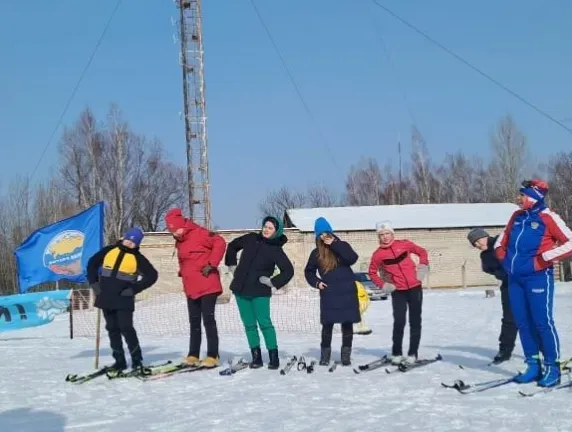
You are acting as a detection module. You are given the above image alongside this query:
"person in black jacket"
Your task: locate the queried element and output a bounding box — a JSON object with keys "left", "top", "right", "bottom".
{"left": 224, "top": 216, "right": 294, "bottom": 370}
{"left": 468, "top": 227, "right": 518, "bottom": 364}
{"left": 87, "top": 227, "right": 158, "bottom": 373}
{"left": 304, "top": 217, "right": 360, "bottom": 366}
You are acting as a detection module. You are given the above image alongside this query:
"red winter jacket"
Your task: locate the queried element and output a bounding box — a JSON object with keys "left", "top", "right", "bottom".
{"left": 165, "top": 209, "right": 227, "bottom": 299}
{"left": 368, "top": 239, "right": 429, "bottom": 290}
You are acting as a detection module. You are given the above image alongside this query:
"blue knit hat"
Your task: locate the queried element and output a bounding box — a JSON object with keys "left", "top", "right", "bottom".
{"left": 314, "top": 217, "right": 333, "bottom": 238}
{"left": 123, "top": 227, "right": 144, "bottom": 247}
{"left": 519, "top": 179, "right": 548, "bottom": 203}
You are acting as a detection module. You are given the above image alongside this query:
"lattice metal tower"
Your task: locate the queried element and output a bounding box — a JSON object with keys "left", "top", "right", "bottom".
{"left": 176, "top": 0, "right": 211, "bottom": 229}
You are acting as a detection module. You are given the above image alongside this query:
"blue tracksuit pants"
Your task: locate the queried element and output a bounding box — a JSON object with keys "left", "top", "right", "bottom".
{"left": 509, "top": 267, "right": 560, "bottom": 365}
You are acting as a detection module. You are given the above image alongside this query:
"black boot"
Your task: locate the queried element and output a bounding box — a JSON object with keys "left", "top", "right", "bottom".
{"left": 341, "top": 346, "right": 352, "bottom": 366}
{"left": 492, "top": 347, "right": 512, "bottom": 365}
{"left": 268, "top": 349, "right": 280, "bottom": 370}
{"left": 319, "top": 347, "right": 331, "bottom": 366}
{"left": 249, "top": 347, "right": 263, "bottom": 369}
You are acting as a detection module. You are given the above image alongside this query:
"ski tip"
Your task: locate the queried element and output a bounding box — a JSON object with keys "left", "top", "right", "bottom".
{"left": 353, "top": 369, "right": 360, "bottom": 374}
{"left": 384, "top": 368, "right": 391, "bottom": 374}
{"left": 458, "top": 364, "right": 464, "bottom": 369}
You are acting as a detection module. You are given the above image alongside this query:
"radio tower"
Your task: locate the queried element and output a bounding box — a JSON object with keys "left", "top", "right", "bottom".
{"left": 176, "top": 0, "right": 211, "bottom": 229}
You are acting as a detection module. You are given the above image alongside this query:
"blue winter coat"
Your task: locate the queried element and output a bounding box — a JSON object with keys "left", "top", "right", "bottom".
{"left": 304, "top": 239, "right": 360, "bottom": 325}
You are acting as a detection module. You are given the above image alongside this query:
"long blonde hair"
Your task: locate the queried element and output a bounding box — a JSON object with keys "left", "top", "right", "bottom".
{"left": 316, "top": 238, "right": 338, "bottom": 274}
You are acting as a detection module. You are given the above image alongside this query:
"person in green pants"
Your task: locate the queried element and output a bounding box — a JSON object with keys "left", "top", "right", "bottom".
{"left": 224, "top": 216, "right": 294, "bottom": 369}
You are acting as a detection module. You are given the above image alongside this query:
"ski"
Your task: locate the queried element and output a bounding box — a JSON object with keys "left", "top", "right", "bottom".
{"left": 441, "top": 376, "right": 516, "bottom": 394}
{"left": 280, "top": 355, "right": 297, "bottom": 375}
{"left": 306, "top": 360, "right": 316, "bottom": 374}
{"left": 139, "top": 364, "right": 206, "bottom": 381}
{"left": 219, "top": 359, "right": 250, "bottom": 376}
{"left": 518, "top": 380, "right": 572, "bottom": 397}
{"left": 329, "top": 361, "right": 340, "bottom": 373}
{"left": 65, "top": 366, "right": 111, "bottom": 384}
{"left": 385, "top": 354, "right": 442, "bottom": 374}
{"left": 353, "top": 355, "right": 391, "bottom": 374}
{"left": 297, "top": 356, "right": 307, "bottom": 372}
{"left": 105, "top": 361, "right": 173, "bottom": 380}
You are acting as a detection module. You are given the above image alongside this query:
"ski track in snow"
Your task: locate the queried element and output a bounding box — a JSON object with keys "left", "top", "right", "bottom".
{"left": 1, "top": 285, "right": 572, "bottom": 431}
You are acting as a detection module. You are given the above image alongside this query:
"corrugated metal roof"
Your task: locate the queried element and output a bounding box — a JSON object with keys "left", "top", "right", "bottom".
{"left": 285, "top": 203, "right": 519, "bottom": 232}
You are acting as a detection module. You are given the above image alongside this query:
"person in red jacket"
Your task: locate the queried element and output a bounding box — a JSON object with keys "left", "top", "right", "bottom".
{"left": 368, "top": 221, "right": 429, "bottom": 366}
{"left": 165, "top": 208, "right": 227, "bottom": 368}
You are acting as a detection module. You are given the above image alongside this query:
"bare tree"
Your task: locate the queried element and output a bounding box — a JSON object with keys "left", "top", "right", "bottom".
{"left": 488, "top": 114, "right": 529, "bottom": 202}
{"left": 409, "top": 126, "right": 434, "bottom": 203}
{"left": 546, "top": 152, "right": 572, "bottom": 225}
{"left": 345, "top": 157, "right": 385, "bottom": 206}
{"left": 306, "top": 184, "right": 340, "bottom": 207}
{"left": 131, "top": 144, "right": 187, "bottom": 231}
{"left": 259, "top": 186, "right": 307, "bottom": 220}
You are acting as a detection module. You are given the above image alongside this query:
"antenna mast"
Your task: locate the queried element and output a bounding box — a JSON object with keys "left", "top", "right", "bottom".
{"left": 176, "top": 0, "right": 211, "bottom": 229}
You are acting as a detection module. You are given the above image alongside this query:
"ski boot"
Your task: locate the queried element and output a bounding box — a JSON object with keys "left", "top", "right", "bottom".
{"left": 319, "top": 347, "right": 331, "bottom": 366}
{"left": 249, "top": 347, "right": 263, "bottom": 369}
{"left": 513, "top": 356, "right": 542, "bottom": 384}
{"left": 538, "top": 363, "right": 561, "bottom": 388}
{"left": 492, "top": 347, "right": 512, "bottom": 365}
{"left": 200, "top": 356, "right": 220, "bottom": 369}
{"left": 341, "top": 346, "right": 352, "bottom": 366}
{"left": 268, "top": 349, "right": 280, "bottom": 370}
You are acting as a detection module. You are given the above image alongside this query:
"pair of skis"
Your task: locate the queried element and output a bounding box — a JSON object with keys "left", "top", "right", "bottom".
{"left": 65, "top": 360, "right": 173, "bottom": 384}
{"left": 353, "top": 354, "right": 443, "bottom": 375}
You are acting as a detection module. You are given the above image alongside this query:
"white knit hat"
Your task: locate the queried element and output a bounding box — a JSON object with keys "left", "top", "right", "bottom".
{"left": 375, "top": 220, "right": 394, "bottom": 234}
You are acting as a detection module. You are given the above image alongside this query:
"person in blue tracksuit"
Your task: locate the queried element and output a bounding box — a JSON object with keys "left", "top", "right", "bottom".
{"left": 495, "top": 179, "right": 572, "bottom": 387}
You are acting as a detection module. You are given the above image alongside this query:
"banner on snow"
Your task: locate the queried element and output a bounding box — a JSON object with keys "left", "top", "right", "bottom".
{"left": 14, "top": 202, "right": 105, "bottom": 293}
{"left": 0, "top": 290, "right": 71, "bottom": 333}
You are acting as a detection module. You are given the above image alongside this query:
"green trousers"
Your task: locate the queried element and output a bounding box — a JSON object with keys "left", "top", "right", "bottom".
{"left": 235, "top": 294, "right": 277, "bottom": 350}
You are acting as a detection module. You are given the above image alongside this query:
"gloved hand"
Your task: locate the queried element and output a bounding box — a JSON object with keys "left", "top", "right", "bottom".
{"left": 228, "top": 265, "right": 236, "bottom": 275}
{"left": 381, "top": 282, "right": 396, "bottom": 295}
{"left": 120, "top": 288, "right": 135, "bottom": 297}
{"left": 259, "top": 276, "right": 275, "bottom": 288}
{"left": 90, "top": 282, "right": 101, "bottom": 295}
{"left": 416, "top": 264, "right": 429, "bottom": 282}
{"left": 201, "top": 265, "right": 216, "bottom": 277}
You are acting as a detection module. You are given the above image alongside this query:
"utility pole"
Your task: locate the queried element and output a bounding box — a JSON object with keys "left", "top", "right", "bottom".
{"left": 176, "top": 0, "right": 211, "bottom": 229}
{"left": 398, "top": 134, "right": 403, "bottom": 205}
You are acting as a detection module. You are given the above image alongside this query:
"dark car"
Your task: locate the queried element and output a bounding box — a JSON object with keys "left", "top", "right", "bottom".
{"left": 355, "top": 272, "right": 388, "bottom": 301}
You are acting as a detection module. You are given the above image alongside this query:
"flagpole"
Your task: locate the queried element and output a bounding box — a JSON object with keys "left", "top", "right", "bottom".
{"left": 94, "top": 309, "right": 101, "bottom": 369}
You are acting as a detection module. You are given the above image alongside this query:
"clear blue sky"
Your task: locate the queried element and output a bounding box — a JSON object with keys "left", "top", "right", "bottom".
{"left": 1, "top": 1, "right": 571, "bottom": 229}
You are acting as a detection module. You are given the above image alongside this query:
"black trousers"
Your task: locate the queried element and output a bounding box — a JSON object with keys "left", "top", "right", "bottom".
{"left": 103, "top": 309, "right": 142, "bottom": 366}
{"left": 321, "top": 322, "right": 353, "bottom": 348}
{"left": 187, "top": 293, "right": 219, "bottom": 358}
{"left": 499, "top": 280, "right": 518, "bottom": 353}
{"left": 391, "top": 287, "right": 423, "bottom": 357}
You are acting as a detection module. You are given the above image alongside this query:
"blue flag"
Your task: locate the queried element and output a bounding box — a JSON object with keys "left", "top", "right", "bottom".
{"left": 0, "top": 290, "right": 71, "bottom": 332}
{"left": 14, "top": 202, "right": 105, "bottom": 293}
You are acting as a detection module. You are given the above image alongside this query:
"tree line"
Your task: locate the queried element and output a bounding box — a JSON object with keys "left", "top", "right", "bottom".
{"left": 0, "top": 104, "right": 187, "bottom": 294}
{"left": 259, "top": 114, "right": 572, "bottom": 227}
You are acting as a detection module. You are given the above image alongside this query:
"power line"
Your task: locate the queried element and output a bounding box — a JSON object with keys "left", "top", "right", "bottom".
{"left": 370, "top": 0, "right": 572, "bottom": 136}
{"left": 367, "top": 8, "right": 419, "bottom": 128}
{"left": 248, "top": 0, "right": 342, "bottom": 171}
{"left": 28, "top": 0, "right": 124, "bottom": 182}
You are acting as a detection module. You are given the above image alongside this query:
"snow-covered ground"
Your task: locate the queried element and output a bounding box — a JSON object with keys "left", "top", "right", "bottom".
{"left": 2, "top": 284, "right": 572, "bottom": 432}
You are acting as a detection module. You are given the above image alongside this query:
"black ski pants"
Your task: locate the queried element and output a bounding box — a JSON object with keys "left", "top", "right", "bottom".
{"left": 187, "top": 293, "right": 219, "bottom": 358}
{"left": 391, "top": 286, "right": 423, "bottom": 357}
{"left": 103, "top": 308, "right": 142, "bottom": 367}
{"left": 499, "top": 279, "right": 518, "bottom": 353}
{"left": 321, "top": 322, "right": 353, "bottom": 349}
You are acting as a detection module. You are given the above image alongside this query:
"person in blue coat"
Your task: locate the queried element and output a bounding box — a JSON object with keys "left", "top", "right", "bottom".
{"left": 304, "top": 217, "right": 360, "bottom": 366}
{"left": 495, "top": 179, "right": 572, "bottom": 387}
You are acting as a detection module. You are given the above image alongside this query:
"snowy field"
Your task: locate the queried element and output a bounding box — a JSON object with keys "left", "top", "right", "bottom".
{"left": 2, "top": 284, "right": 572, "bottom": 432}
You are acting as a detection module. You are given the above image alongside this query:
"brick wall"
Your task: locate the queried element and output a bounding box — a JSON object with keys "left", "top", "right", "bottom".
{"left": 140, "top": 226, "right": 559, "bottom": 295}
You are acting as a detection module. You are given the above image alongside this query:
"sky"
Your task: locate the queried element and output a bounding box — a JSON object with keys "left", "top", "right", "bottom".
{"left": 0, "top": 0, "right": 571, "bottom": 230}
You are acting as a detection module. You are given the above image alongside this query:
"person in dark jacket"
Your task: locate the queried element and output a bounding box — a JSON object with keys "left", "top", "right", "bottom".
{"left": 304, "top": 217, "right": 360, "bottom": 367}
{"left": 87, "top": 227, "right": 158, "bottom": 373}
{"left": 467, "top": 227, "right": 518, "bottom": 365}
{"left": 224, "top": 216, "right": 294, "bottom": 370}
